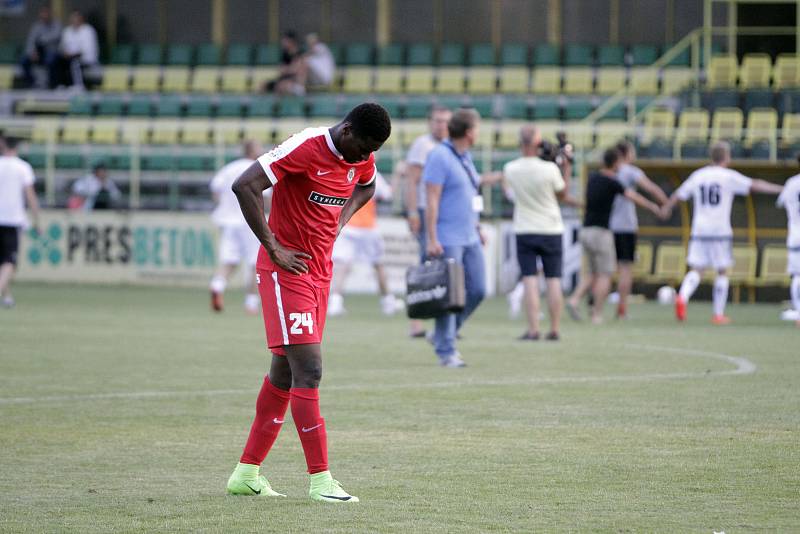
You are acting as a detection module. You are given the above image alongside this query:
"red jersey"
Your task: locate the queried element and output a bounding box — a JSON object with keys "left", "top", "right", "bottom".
{"left": 256, "top": 127, "right": 376, "bottom": 286}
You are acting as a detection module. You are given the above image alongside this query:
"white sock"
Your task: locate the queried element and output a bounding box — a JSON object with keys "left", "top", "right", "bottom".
{"left": 678, "top": 270, "right": 701, "bottom": 301}
{"left": 712, "top": 275, "right": 729, "bottom": 317}
{"left": 210, "top": 275, "right": 227, "bottom": 293}
{"left": 791, "top": 275, "right": 800, "bottom": 312}
{"left": 244, "top": 293, "right": 260, "bottom": 311}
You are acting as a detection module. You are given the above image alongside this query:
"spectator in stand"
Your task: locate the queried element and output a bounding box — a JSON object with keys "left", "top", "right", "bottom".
{"left": 53, "top": 10, "right": 98, "bottom": 88}
{"left": 20, "top": 5, "right": 62, "bottom": 89}
{"left": 70, "top": 162, "right": 121, "bottom": 211}
{"left": 265, "top": 31, "right": 303, "bottom": 95}
{"left": 302, "top": 33, "right": 336, "bottom": 90}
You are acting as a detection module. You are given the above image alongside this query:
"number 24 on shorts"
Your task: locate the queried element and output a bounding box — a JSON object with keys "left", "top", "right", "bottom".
{"left": 289, "top": 312, "right": 314, "bottom": 334}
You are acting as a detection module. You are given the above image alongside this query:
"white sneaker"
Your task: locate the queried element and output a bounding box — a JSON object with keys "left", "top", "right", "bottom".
{"left": 441, "top": 352, "right": 467, "bottom": 368}
{"left": 244, "top": 293, "right": 260, "bottom": 315}
{"left": 380, "top": 294, "right": 404, "bottom": 316}
{"left": 780, "top": 308, "right": 800, "bottom": 321}
{"left": 328, "top": 293, "right": 346, "bottom": 316}
{"left": 1, "top": 296, "right": 14, "bottom": 309}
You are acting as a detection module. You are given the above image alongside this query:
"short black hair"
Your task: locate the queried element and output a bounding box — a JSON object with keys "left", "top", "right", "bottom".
{"left": 603, "top": 147, "right": 620, "bottom": 168}
{"left": 345, "top": 103, "right": 391, "bottom": 143}
{"left": 616, "top": 140, "right": 633, "bottom": 157}
{"left": 3, "top": 136, "right": 20, "bottom": 150}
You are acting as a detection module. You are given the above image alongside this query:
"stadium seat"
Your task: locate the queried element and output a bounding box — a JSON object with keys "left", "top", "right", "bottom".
{"left": 563, "top": 98, "right": 593, "bottom": 120}
{"left": 629, "top": 68, "right": 659, "bottom": 95}
{"left": 181, "top": 119, "right": 212, "bottom": 144}
{"left": 435, "top": 67, "right": 464, "bottom": 93}
{"left": 403, "top": 96, "right": 432, "bottom": 118}
{"left": 375, "top": 44, "right": 403, "bottom": 66}
{"left": 563, "top": 67, "right": 593, "bottom": 94}
{"left": 110, "top": 44, "right": 134, "bottom": 65}
{"left": 594, "top": 121, "right": 630, "bottom": 149}
{"left": 632, "top": 241, "right": 654, "bottom": 278}
{"left": 155, "top": 95, "right": 183, "bottom": 117}
{"left": 97, "top": 95, "right": 124, "bottom": 116}
{"left": 128, "top": 96, "right": 153, "bottom": 117}
{"left": 729, "top": 244, "right": 758, "bottom": 301}
{"left": 743, "top": 90, "right": 774, "bottom": 113}
{"left": 468, "top": 43, "right": 495, "bottom": 66}
{"left": 500, "top": 44, "right": 528, "bottom": 66}
{"left": 91, "top": 119, "right": 119, "bottom": 144}
{"left": 250, "top": 67, "right": 279, "bottom": 93}
{"left": 710, "top": 107, "right": 744, "bottom": 143}
{"left": 162, "top": 67, "right": 191, "bottom": 92}
{"left": 466, "top": 67, "right": 496, "bottom": 94}
{"left": 248, "top": 97, "right": 275, "bottom": 118}
{"left": 631, "top": 45, "right": 659, "bottom": 66}
{"left": 137, "top": 44, "right": 163, "bottom": 65}
{"left": 532, "top": 67, "right": 561, "bottom": 93}
{"left": 61, "top": 119, "right": 91, "bottom": 144}
{"left": 497, "top": 120, "right": 528, "bottom": 148}
{"left": 308, "top": 94, "right": 339, "bottom": 117}
{"left": 219, "top": 67, "right": 250, "bottom": 93}
{"left": 196, "top": 43, "right": 222, "bottom": 66}
{"left": 100, "top": 66, "right": 130, "bottom": 92}
{"left": 345, "top": 43, "right": 373, "bottom": 65}
{"left": 151, "top": 120, "right": 181, "bottom": 144}
{"left": 532, "top": 96, "right": 558, "bottom": 120}
{"left": 191, "top": 67, "right": 219, "bottom": 93}
{"left": 131, "top": 67, "right": 161, "bottom": 92}
{"left": 405, "top": 67, "right": 435, "bottom": 93}
{"left": 641, "top": 108, "right": 676, "bottom": 145}
{"left": 275, "top": 97, "right": 305, "bottom": 117}
{"left": 166, "top": 44, "right": 193, "bottom": 66}
{"left": 0, "top": 65, "right": 12, "bottom": 90}
{"left": 68, "top": 96, "right": 93, "bottom": 115}
{"left": 0, "top": 43, "right": 17, "bottom": 64}
{"left": 217, "top": 96, "right": 244, "bottom": 118}
{"left": 533, "top": 44, "right": 560, "bottom": 66}
{"left": 407, "top": 43, "right": 435, "bottom": 66}
{"left": 213, "top": 120, "right": 243, "bottom": 145}
{"left": 707, "top": 55, "right": 738, "bottom": 89}
{"left": 470, "top": 95, "right": 494, "bottom": 118}
{"left": 498, "top": 66, "right": 529, "bottom": 94}
{"left": 661, "top": 67, "right": 695, "bottom": 94}
{"left": 54, "top": 150, "right": 84, "bottom": 169}
{"left": 598, "top": 45, "right": 625, "bottom": 66}
{"left": 226, "top": 43, "right": 253, "bottom": 66}
{"left": 342, "top": 67, "right": 373, "bottom": 93}
{"left": 647, "top": 241, "right": 686, "bottom": 284}
{"left": 255, "top": 44, "right": 280, "bottom": 65}
{"left": 596, "top": 67, "right": 626, "bottom": 95}
{"left": 774, "top": 54, "right": 800, "bottom": 89}
{"left": 701, "top": 90, "right": 739, "bottom": 113}
{"left": 744, "top": 108, "right": 778, "bottom": 148}
{"left": 439, "top": 43, "right": 465, "bottom": 66}
{"left": 739, "top": 53, "right": 772, "bottom": 89}
{"left": 564, "top": 44, "right": 593, "bottom": 66}
{"left": 780, "top": 113, "right": 800, "bottom": 151}
{"left": 142, "top": 154, "right": 175, "bottom": 171}
{"left": 186, "top": 96, "right": 213, "bottom": 117}
{"left": 371, "top": 96, "right": 402, "bottom": 119}
{"left": 274, "top": 119, "right": 309, "bottom": 143}
{"left": 757, "top": 244, "right": 789, "bottom": 287}
{"left": 242, "top": 120, "right": 274, "bottom": 144}
{"left": 676, "top": 108, "right": 710, "bottom": 145}
{"left": 374, "top": 67, "right": 403, "bottom": 93}
{"left": 120, "top": 119, "right": 150, "bottom": 144}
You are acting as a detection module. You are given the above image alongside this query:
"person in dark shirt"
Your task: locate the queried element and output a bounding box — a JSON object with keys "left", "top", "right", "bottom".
{"left": 566, "top": 148, "right": 661, "bottom": 324}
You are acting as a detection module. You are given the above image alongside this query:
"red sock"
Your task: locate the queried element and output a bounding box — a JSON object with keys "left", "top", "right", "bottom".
{"left": 290, "top": 387, "right": 328, "bottom": 474}
{"left": 239, "top": 376, "right": 290, "bottom": 465}
{"left": 617, "top": 301, "right": 626, "bottom": 317}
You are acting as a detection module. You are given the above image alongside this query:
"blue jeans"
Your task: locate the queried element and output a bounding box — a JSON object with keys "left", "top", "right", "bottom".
{"left": 433, "top": 242, "right": 486, "bottom": 360}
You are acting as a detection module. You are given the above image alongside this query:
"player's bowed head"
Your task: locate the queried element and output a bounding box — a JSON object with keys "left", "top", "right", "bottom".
{"left": 330, "top": 102, "right": 392, "bottom": 164}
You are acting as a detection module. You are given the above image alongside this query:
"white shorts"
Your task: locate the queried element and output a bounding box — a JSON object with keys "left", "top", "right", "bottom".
{"left": 687, "top": 238, "right": 733, "bottom": 271}
{"left": 219, "top": 224, "right": 261, "bottom": 266}
{"left": 788, "top": 249, "right": 800, "bottom": 275}
{"left": 332, "top": 227, "right": 385, "bottom": 265}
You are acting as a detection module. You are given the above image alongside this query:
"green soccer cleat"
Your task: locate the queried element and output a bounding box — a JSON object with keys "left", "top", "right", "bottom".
{"left": 226, "top": 463, "right": 285, "bottom": 497}
{"left": 309, "top": 471, "right": 360, "bottom": 503}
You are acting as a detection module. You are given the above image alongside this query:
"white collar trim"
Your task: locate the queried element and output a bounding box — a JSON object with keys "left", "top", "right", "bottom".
{"left": 324, "top": 129, "right": 344, "bottom": 160}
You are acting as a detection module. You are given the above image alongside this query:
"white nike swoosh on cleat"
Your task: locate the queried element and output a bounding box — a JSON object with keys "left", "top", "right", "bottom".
{"left": 316, "top": 170, "right": 332, "bottom": 176}
{"left": 301, "top": 423, "right": 322, "bottom": 433}
{"left": 273, "top": 418, "right": 284, "bottom": 424}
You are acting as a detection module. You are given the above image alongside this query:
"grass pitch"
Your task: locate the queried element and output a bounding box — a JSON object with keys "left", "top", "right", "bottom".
{"left": 1, "top": 283, "right": 798, "bottom": 533}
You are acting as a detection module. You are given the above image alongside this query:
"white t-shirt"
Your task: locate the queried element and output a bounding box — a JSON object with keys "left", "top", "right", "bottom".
{"left": 609, "top": 163, "right": 645, "bottom": 233}
{"left": 210, "top": 158, "right": 260, "bottom": 226}
{"left": 675, "top": 165, "right": 752, "bottom": 238}
{"left": 60, "top": 23, "right": 98, "bottom": 64}
{"left": 405, "top": 133, "right": 441, "bottom": 210}
{"left": 306, "top": 43, "right": 335, "bottom": 86}
{"left": 71, "top": 173, "right": 122, "bottom": 210}
{"left": 777, "top": 174, "right": 800, "bottom": 248}
{"left": 504, "top": 156, "right": 565, "bottom": 235}
{"left": 0, "top": 155, "right": 35, "bottom": 228}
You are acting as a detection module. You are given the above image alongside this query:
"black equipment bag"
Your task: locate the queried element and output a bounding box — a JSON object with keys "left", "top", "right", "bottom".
{"left": 405, "top": 258, "right": 466, "bottom": 319}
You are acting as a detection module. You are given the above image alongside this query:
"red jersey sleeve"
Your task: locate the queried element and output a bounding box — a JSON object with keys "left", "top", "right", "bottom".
{"left": 357, "top": 155, "right": 377, "bottom": 186}
{"left": 256, "top": 132, "right": 316, "bottom": 185}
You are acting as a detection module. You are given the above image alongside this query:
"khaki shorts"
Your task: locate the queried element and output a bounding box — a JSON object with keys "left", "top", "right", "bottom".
{"left": 580, "top": 226, "right": 616, "bottom": 275}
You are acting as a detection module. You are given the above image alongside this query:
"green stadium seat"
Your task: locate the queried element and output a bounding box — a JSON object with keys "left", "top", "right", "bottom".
{"left": 407, "top": 43, "right": 435, "bottom": 66}
{"left": 142, "top": 154, "right": 175, "bottom": 171}
{"left": 255, "top": 44, "right": 280, "bottom": 65}
{"left": 563, "top": 98, "right": 594, "bottom": 120}
{"left": 532, "top": 44, "right": 559, "bottom": 66}
{"left": 439, "top": 43, "right": 465, "bottom": 66}
{"left": 196, "top": 43, "right": 222, "bottom": 66}
{"left": 177, "top": 155, "right": 214, "bottom": 171}
{"left": 601, "top": 100, "right": 627, "bottom": 121}
{"left": 109, "top": 155, "right": 131, "bottom": 170}
{"left": 504, "top": 96, "right": 530, "bottom": 119}
{"left": 97, "top": 95, "right": 124, "bottom": 116}
{"left": 127, "top": 96, "right": 153, "bottom": 117}
{"left": 248, "top": 97, "right": 275, "bottom": 118}
{"left": 532, "top": 96, "right": 559, "bottom": 120}
{"left": 68, "top": 96, "right": 93, "bottom": 116}
{"left": 631, "top": 45, "right": 659, "bottom": 66}
{"left": 666, "top": 48, "right": 690, "bottom": 67}
{"left": 217, "top": 97, "right": 244, "bottom": 118}
{"left": 743, "top": 90, "right": 774, "bottom": 113}
{"left": 55, "top": 151, "right": 84, "bottom": 169}
{"left": 155, "top": 96, "right": 183, "bottom": 117}
{"left": 344, "top": 43, "right": 373, "bottom": 65}
{"left": 0, "top": 43, "right": 18, "bottom": 64}
{"left": 276, "top": 97, "right": 305, "bottom": 117}
{"left": 137, "top": 44, "right": 163, "bottom": 65}
{"left": 226, "top": 43, "right": 253, "bottom": 66}
{"left": 470, "top": 96, "right": 494, "bottom": 118}
{"left": 598, "top": 45, "right": 625, "bottom": 66}
{"left": 166, "top": 44, "right": 193, "bottom": 66}
{"left": 186, "top": 97, "right": 213, "bottom": 117}
{"left": 701, "top": 90, "right": 739, "bottom": 112}
{"left": 327, "top": 43, "right": 344, "bottom": 65}
{"left": 468, "top": 43, "right": 495, "bottom": 66}
{"left": 372, "top": 96, "right": 402, "bottom": 119}
{"left": 377, "top": 44, "right": 404, "bottom": 65}
{"left": 404, "top": 96, "right": 433, "bottom": 119}
{"left": 110, "top": 44, "right": 134, "bottom": 65}
{"left": 565, "top": 44, "right": 593, "bottom": 66}
{"left": 500, "top": 44, "right": 528, "bottom": 66}
{"left": 308, "top": 95, "right": 339, "bottom": 117}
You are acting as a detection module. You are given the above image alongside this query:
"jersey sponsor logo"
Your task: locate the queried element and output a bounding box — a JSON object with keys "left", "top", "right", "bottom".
{"left": 308, "top": 191, "right": 348, "bottom": 207}
{"left": 347, "top": 168, "right": 356, "bottom": 182}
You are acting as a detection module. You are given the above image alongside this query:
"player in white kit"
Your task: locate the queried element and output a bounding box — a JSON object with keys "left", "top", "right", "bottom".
{"left": 662, "top": 142, "right": 783, "bottom": 324}
{"left": 209, "top": 141, "right": 270, "bottom": 314}
{"left": 776, "top": 164, "right": 800, "bottom": 325}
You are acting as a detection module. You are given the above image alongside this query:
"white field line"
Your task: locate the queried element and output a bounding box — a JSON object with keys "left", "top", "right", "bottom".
{"left": 0, "top": 344, "right": 756, "bottom": 406}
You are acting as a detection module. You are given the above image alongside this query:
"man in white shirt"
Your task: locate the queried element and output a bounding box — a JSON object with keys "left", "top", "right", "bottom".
{"left": 776, "top": 163, "right": 800, "bottom": 325}
{"left": 54, "top": 10, "right": 98, "bottom": 88}
{"left": 70, "top": 162, "right": 121, "bottom": 211}
{"left": 209, "top": 141, "right": 269, "bottom": 314}
{"left": 0, "top": 136, "right": 40, "bottom": 308}
{"left": 302, "top": 33, "right": 336, "bottom": 88}
{"left": 404, "top": 105, "right": 451, "bottom": 337}
{"left": 503, "top": 125, "right": 580, "bottom": 340}
{"left": 662, "top": 141, "right": 783, "bottom": 324}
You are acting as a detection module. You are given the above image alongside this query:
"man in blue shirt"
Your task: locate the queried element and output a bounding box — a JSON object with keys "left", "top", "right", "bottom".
{"left": 423, "top": 108, "right": 486, "bottom": 367}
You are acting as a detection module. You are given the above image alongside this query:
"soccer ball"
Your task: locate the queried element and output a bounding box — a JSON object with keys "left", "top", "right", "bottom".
{"left": 657, "top": 286, "right": 676, "bottom": 305}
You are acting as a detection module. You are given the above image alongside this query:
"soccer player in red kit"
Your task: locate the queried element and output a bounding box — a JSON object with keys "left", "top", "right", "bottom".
{"left": 226, "top": 103, "right": 391, "bottom": 503}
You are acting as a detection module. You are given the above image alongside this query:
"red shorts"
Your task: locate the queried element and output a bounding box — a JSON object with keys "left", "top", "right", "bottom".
{"left": 257, "top": 269, "right": 329, "bottom": 356}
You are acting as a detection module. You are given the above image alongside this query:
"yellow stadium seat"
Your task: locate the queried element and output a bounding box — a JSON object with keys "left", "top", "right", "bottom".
{"left": 31, "top": 117, "right": 60, "bottom": 143}
{"left": 242, "top": 120, "right": 274, "bottom": 145}
{"left": 436, "top": 68, "right": 465, "bottom": 94}
{"left": 475, "top": 120, "right": 496, "bottom": 148}
{"left": 91, "top": 119, "right": 119, "bottom": 144}
{"left": 629, "top": 68, "right": 659, "bottom": 95}
{"left": 405, "top": 67, "right": 435, "bottom": 93}
{"left": 563, "top": 67, "right": 593, "bottom": 94}
{"left": 497, "top": 120, "right": 529, "bottom": 148}
{"left": 498, "top": 67, "right": 529, "bottom": 94}
{"left": 774, "top": 54, "right": 800, "bottom": 89}
{"left": 744, "top": 108, "right": 778, "bottom": 147}
{"left": 596, "top": 67, "right": 626, "bottom": 95}
{"left": 162, "top": 67, "right": 190, "bottom": 93}
{"left": 214, "top": 120, "right": 243, "bottom": 145}
{"left": 120, "top": 119, "right": 149, "bottom": 145}
{"left": 710, "top": 107, "right": 743, "bottom": 143}
{"left": 220, "top": 67, "right": 251, "bottom": 93}
{"left": 191, "top": 67, "right": 220, "bottom": 93}
{"left": 374, "top": 67, "right": 404, "bottom": 93}
{"left": 533, "top": 121, "right": 562, "bottom": 143}
{"left": 661, "top": 67, "right": 695, "bottom": 94}
{"left": 730, "top": 244, "right": 758, "bottom": 284}
{"left": 757, "top": 244, "right": 789, "bottom": 286}
{"left": 132, "top": 67, "right": 161, "bottom": 93}
{"left": 647, "top": 241, "right": 686, "bottom": 284}
{"left": 342, "top": 67, "right": 373, "bottom": 93}
{"left": 61, "top": 119, "right": 91, "bottom": 144}
{"left": 594, "top": 121, "right": 631, "bottom": 150}
{"left": 399, "top": 120, "right": 429, "bottom": 146}
{"left": 181, "top": 119, "right": 212, "bottom": 145}
{"left": 642, "top": 108, "right": 676, "bottom": 145}
{"left": 532, "top": 67, "right": 561, "bottom": 94}
{"left": 560, "top": 122, "right": 593, "bottom": 149}
{"left": 0, "top": 65, "right": 12, "bottom": 89}
{"left": 781, "top": 113, "right": 800, "bottom": 147}
{"left": 707, "top": 55, "right": 738, "bottom": 89}
{"left": 632, "top": 241, "right": 654, "bottom": 278}
{"left": 466, "top": 67, "right": 496, "bottom": 94}
{"left": 739, "top": 53, "right": 772, "bottom": 89}
{"left": 250, "top": 67, "right": 279, "bottom": 93}
{"left": 150, "top": 120, "right": 181, "bottom": 144}
{"left": 274, "top": 119, "right": 311, "bottom": 143}
{"left": 676, "top": 108, "right": 710, "bottom": 144}
{"left": 100, "top": 66, "right": 129, "bottom": 92}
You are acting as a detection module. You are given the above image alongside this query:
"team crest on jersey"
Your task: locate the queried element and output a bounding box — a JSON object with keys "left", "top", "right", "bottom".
{"left": 309, "top": 190, "right": 348, "bottom": 207}
{"left": 347, "top": 168, "right": 356, "bottom": 182}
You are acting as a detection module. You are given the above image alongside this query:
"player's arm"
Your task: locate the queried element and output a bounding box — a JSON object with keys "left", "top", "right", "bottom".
{"left": 624, "top": 188, "right": 663, "bottom": 219}
{"left": 405, "top": 163, "right": 422, "bottom": 234}
{"left": 479, "top": 171, "right": 503, "bottom": 186}
{"left": 24, "top": 184, "right": 40, "bottom": 234}
{"left": 425, "top": 183, "right": 443, "bottom": 257}
{"left": 231, "top": 162, "right": 311, "bottom": 275}
{"left": 750, "top": 179, "right": 783, "bottom": 195}
{"left": 338, "top": 180, "right": 376, "bottom": 233}
{"left": 637, "top": 174, "right": 669, "bottom": 205}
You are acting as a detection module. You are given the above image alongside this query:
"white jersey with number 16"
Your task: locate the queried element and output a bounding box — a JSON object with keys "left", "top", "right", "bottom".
{"left": 675, "top": 165, "right": 752, "bottom": 238}
{"left": 777, "top": 174, "right": 800, "bottom": 249}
